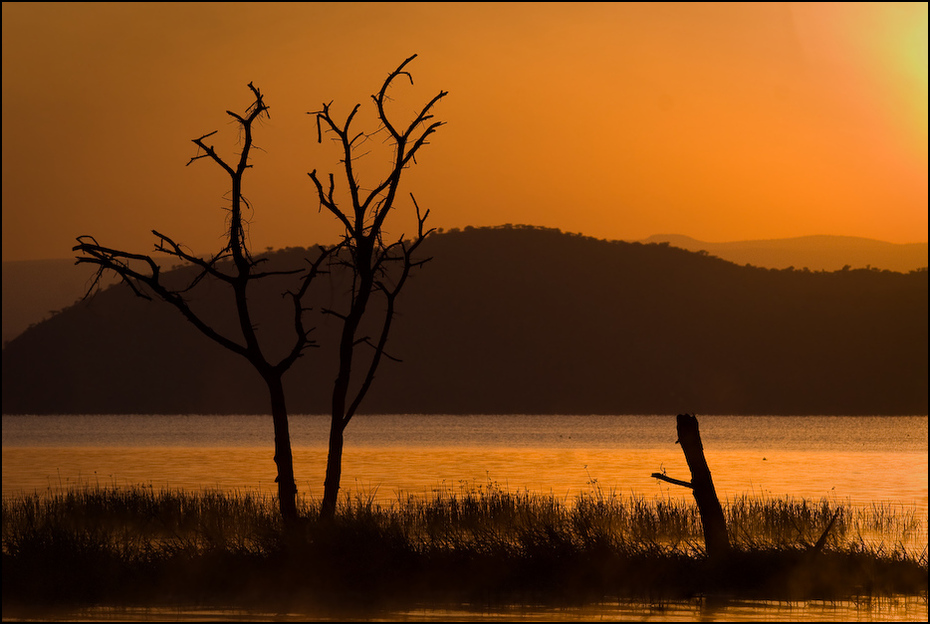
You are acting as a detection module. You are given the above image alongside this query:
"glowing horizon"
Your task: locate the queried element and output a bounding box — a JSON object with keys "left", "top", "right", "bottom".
{"left": 2, "top": 2, "right": 927, "bottom": 262}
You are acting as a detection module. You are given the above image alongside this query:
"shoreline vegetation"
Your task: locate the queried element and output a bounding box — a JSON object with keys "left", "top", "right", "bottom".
{"left": 2, "top": 483, "right": 927, "bottom": 615}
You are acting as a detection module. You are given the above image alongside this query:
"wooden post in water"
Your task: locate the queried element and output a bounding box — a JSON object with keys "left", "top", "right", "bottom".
{"left": 652, "top": 413, "right": 731, "bottom": 559}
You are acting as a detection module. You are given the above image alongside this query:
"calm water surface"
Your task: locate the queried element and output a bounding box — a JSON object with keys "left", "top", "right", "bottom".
{"left": 3, "top": 596, "right": 928, "bottom": 622}
{"left": 3, "top": 415, "right": 926, "bottom": 513}
{"left": 2, "top": 414, "right": 927, "bottom": 622}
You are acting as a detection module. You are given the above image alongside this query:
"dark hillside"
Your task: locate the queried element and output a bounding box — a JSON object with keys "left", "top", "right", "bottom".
{"left": 1, "top": 259, "right": 118, "bottom": 344}
{"left": 2, "top": 226, "right": 927, "bottom": 414}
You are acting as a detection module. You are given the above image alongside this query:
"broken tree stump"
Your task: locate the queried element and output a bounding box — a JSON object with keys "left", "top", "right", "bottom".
{"left": 652, "top": 413, "right": 731, "bottom": 559}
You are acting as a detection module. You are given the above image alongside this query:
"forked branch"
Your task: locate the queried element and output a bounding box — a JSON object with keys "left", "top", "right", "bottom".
{"left": 74, "top": 83, "right": 318, "bottom": 373}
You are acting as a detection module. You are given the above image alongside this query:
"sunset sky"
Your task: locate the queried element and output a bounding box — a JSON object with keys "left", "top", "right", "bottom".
{"left": 2, "top": 2, "right": 927, "bottom": 262}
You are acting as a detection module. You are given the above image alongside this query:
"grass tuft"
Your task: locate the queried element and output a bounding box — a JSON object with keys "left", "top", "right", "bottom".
{"left": 3, "top": 482, "right": 926, "bottom": 611}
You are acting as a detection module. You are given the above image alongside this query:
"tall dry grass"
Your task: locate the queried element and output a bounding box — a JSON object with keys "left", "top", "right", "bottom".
{"left": 3, "top": 482, "right": 927, "bottom": 610}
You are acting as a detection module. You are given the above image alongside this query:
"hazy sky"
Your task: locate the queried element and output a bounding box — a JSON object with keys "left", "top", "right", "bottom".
{"left": 2, "top": 2, "right": 927, "bottom": 261}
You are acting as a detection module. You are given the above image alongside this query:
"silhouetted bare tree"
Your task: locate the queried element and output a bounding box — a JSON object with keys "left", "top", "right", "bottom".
{"left": 308, "top": 54, "right": 447, "bottom": 519}
{"left": 74, "top": 83, "right": 332, "bottom": 523}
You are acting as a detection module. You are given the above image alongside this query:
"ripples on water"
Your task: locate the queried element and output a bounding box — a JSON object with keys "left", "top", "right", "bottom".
{"left": 4, "top": 415, "right": 926, "bottom": 550}
{"left": 2, "top": 415, "right": 927, "bottom": 622}
{"left": 6, "top": 596, "right": 928, "bottom": 622}
{"left": 4, "top": 414, "right": 926, "bottom": 451}
{"left": 3, "top": 415, "right": 926, "bottom": 514}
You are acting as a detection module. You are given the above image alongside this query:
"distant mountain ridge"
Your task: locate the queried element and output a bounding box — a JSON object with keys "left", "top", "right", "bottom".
{"left": 3, "top": 231, "right": 926, "bottom": 345}
{"left": 638, "top": 234, "right": 928, "bottom": 273}
{"left": 3, "top": 226, "right": 926, "bottom": 415}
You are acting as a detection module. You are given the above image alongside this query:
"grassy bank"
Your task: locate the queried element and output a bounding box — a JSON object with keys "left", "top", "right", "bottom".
{"left": 2, "top": 483, "right": 927, "bottom": 613}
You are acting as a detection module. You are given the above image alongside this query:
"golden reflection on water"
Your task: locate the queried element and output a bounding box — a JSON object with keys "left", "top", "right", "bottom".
{"left": 3, "top": 444, "right": 927, "bottom": 517}
{"left": 3, "top": 440, "right": 928, "bottom": 623}
{"left": 4, "top": 596, "right": 928, "bottom": 622}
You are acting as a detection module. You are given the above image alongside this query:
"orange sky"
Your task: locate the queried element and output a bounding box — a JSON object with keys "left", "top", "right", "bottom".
{"left": 2, "top": 2, "right": 927, "bottom": 261}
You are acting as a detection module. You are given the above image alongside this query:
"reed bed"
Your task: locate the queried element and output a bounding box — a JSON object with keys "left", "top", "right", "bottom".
{"left": 3, "top": 483, "right": 927, "bottom": 612}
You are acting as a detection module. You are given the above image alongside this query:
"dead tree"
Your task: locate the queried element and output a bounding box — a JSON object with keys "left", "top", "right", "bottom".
{"left": 652, "top": 413, "right": 731, "bottom": 559}
{"left": 308, "top": 54, "right": 447, "bottom": 520}
{"left": 74, "top": 83, "right": 333, "bottom": 523}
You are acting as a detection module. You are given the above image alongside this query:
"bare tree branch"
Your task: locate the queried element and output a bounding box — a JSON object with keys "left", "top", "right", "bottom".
{"left": 312, "top": 56, "right": 447, "bottom": 519}
{"left": 72, "top": 236, "right": 250, "bottom": 357}
{"left": 73, "top": 83, "right": 312, "bottom": 523}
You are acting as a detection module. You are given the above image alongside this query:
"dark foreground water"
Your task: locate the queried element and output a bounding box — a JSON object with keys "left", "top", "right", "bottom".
{"left": 3, "top": 414, "right": 927, "bottom": 622}
{"left": 3, "top": 596, "right": 928, "bottom": 622}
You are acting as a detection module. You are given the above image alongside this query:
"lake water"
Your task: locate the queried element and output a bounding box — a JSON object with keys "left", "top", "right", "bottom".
{"left": 3, "top": 596, "right": 928, "bottom": 622}
{"left": 2, "top": 414, "right": 927, "bottom": 622}
{"left": 2, "top": 414, "right": 926, "bottom": 511}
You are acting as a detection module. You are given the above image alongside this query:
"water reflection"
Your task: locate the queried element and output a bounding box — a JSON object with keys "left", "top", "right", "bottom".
{"left": 3, "top": 444, "right": 926, "bottom": 520}
{"left": 3, "top": 415, "right": 927, "bottom": 622}
{"left": 3, "top": 415, "right": 927, "bottom": 553}
{"left": 5, "top": 596, "right": 927, "bottom": 622}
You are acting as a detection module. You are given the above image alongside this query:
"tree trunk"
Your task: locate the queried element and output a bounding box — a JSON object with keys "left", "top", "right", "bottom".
{"left": 320, "top": 418, "right": 345, "bottom": 520}
{"left": 676, "top": 413, "right": 731, "bottom": 559}
{"left": 318, "top": 259, "right": 370, "bottom": 521}
{"left": 265, "top": 373, "right": 298, "bottom": 523}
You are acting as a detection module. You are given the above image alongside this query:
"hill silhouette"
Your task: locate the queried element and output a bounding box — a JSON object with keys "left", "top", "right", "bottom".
{"left": 2, "top": 226, "right": 927, "bottom": 415}
{"left": 640, "top": 234, "right": 928, "bottom": 273}
{"left": 1, "top": 259, "right": 118, "bottom": 345}
{"left": 4, "top": 232, "right": 926, "bottom": 345}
